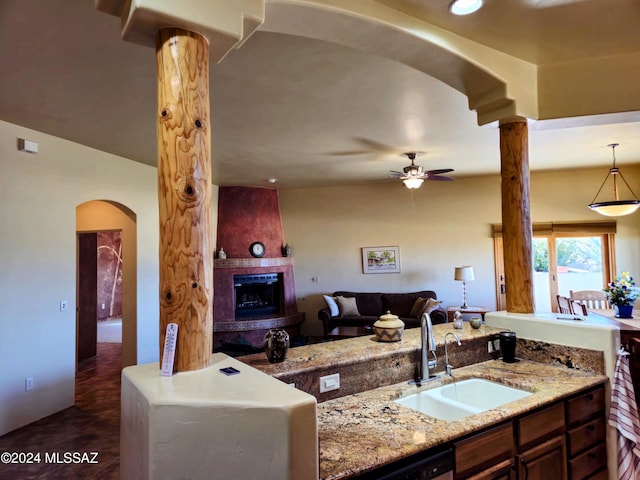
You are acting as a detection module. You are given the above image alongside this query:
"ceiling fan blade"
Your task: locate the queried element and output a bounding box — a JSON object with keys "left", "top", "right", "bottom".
{"left": 425, "top": 175, "right": 455, "bottom": 181}
{"left": 388, "top": 171, "right": 407, "bottom": 178}
{"left": 425, "top": 168, "right": 454, "bottom": 175}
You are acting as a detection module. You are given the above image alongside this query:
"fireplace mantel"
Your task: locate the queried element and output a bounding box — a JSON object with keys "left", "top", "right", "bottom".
{"left": 214, "top": 257, "right": 294, "bottom": 269}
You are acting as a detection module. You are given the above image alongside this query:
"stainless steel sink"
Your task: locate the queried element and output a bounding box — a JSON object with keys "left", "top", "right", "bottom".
{"left": 395, "top": 378, "right": 532, "bottom": 421}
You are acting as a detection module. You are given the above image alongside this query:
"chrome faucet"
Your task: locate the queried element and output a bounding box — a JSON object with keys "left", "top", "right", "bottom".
{"left": 411, "top": 312, "right": 439, "bottom": 384}
{"left": 444, "top": 332, "right": 462, "bottom": 376}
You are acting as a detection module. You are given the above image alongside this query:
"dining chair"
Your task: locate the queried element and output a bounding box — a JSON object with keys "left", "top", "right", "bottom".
{"left": 556, "top": 295, "right": 573, "bottom": 314}
{"left": 570, "top": 299, "right": 588, "bottom": 316}
{"left": 569, "top": 290, "right": 612, "bottom": 310}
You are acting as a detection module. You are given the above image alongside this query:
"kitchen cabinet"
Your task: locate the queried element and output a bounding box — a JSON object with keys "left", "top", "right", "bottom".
{"left": 565, "top": 387, "right": 607, "bottom": 480}
{"left": 452, "top": 385, "right": 606, "bottom": 480}
{"left": 454, "top": 423, "right": 514, "bottom": 479}
{"left": 517, "top": 436, "right": 567, "bottom": 480}
{"left": 466, "top": 459, "right": 515, "bottom": 480}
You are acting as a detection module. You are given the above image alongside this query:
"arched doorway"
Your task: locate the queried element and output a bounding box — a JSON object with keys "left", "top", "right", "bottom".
{"left": 76, "top": 200, "right": 137, "bottom": 369}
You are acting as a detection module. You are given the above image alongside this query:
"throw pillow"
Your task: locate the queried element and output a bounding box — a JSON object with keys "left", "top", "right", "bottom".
{"left": 417, "top": 298, "right": 443, "bottom": 318}
{"left": 336, "top": 296, "right": 361, "bottom": 317}
{"left": 323, "top": 295, "right": 339, "bottom": 317}
{"left": 409, "top": 297, "right": 428, "bottom": 317}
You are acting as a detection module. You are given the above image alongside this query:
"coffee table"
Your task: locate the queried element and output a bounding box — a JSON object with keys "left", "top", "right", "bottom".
{"left": 326, "top": 326, "right": 372, "bottom": 339}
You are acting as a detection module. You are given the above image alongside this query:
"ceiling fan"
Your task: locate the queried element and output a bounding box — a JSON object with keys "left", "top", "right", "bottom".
{"left": 388, "top": 152, "right": 455, "bottom": 189}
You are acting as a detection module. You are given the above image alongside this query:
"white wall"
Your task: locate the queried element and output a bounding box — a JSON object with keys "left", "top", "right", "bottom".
{"left": 279, "top": 166, "right": 640, "bottom": 337}
{"left": 0, "top": 121, "right": 160, "bottom": 435}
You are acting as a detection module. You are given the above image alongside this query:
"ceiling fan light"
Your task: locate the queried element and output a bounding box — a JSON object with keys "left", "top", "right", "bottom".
{"left": 403, "top": 177, "right": 424, "bottom": 189}
{"left": 449, "top": 0, "right": 483, "bottom": 15}
{"left": 588, "top": 200, "right": 640, "bottom": 217}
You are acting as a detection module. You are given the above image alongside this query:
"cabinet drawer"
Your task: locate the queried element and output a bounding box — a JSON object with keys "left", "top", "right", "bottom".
{"left": 465, "top": 459, "right": 514, "bottom": 480}
{"left": 517, "top": 402, "right": 565, "bottom": 449}
{"left": 567, "top": 416, "right": 605, "bottom": 456}
{"left": 566, "top": 387, "right": 604, "bottom": 426}
{"left": 568, "top": 442, "right": 607, "bottom": 480}
{"left": 455, "top": 422, "right": 513, "bottom": 478}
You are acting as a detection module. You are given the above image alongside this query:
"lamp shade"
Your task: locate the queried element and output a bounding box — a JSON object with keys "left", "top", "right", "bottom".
{"left": 454, "top": 266, "right": 475, "bottom": 282}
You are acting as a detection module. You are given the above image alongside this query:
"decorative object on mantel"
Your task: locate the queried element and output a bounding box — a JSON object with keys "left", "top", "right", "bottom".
{"left": 281, "top": 243, "right": 291, "bottom": 257}
{"left": 217, "top": 247, "right": 226, "bottom": 259}
{"left": 249, "top": 241, "right": 265, "bottom": 258}
{"left": 604, "top": 271, "right": 638, "bottom": 319}
{"left": 454, "top": 265, "right": 475, "bottom": 309}
{"left": 453, "top": 311, "right": 464, "bottom": 329}
{"left": 263, "top": 328, "right": 290, "bottom": 363}
{"left": 373, "top": 311, "right": 404, "bottom": 342}
{"left": 588, "top": 143, "right": 640, "bottom": 217}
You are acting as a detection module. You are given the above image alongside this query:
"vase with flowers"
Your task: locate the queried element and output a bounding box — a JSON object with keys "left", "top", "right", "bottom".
{"left": 604, "top": 271, "right": 639, "bottom": 318}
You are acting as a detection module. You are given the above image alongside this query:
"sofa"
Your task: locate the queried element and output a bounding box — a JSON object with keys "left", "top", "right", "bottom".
{"left": 318, "top": 290, "right": 447, "bottom": 337}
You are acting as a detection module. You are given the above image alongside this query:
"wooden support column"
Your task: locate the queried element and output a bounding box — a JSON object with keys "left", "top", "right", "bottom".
{"left": 499, "top": 118, "right": 535, "bottom": 313}
{"left": 156, "top": 28, "right": 213, "bottom": 372}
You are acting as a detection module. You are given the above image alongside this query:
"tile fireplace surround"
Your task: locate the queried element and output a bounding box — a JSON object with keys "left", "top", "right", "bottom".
{"left": 213, "top": 256, "right": 304, "bottom": 350}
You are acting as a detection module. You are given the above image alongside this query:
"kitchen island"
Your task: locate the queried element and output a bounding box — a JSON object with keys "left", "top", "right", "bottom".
{"left": 318, "top": 358, "right": 606, "bottom": 479}
{"left": 241, "top": 322, "right": 610, "bottom": 479}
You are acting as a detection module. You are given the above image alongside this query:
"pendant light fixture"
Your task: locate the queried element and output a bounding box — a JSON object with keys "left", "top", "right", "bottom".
{"left": 588, "top": 143, "right": 640, "bottom": 217}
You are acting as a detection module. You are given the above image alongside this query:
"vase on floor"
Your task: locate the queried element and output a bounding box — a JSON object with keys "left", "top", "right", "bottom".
{"left": 614, "top": 304, "right": 634, "bottom": 319}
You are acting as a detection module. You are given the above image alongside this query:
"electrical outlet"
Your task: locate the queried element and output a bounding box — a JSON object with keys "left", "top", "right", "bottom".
{"left": 319, "top": 373, "right": 340, "bottom": 393}
{"left": 60, "top": 300, "right": 68, "bottom": 312}
{"left": 25, "top": 377, "right": 33, "bottom": 391}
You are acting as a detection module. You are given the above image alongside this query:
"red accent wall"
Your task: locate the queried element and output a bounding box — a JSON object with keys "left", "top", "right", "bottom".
{"left": 216, "top": 186, "right": 285, "bottom": 258}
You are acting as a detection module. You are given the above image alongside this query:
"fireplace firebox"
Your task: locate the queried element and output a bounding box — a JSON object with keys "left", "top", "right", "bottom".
{"left": 234, "top": 273, "right": 281, "bottom": 319}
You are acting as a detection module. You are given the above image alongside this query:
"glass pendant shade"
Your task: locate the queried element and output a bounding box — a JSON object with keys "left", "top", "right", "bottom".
{"left": 403, "top": 177, "right": 424, "bottom": 189}
{"left": 588, "top": 144, "right": 639, "bottom": 217}
{"left": 449, "top": 0, "right": 483, "bottom": 15}
{"left": 588, "top": 200, "right": 640, "bottom": 217}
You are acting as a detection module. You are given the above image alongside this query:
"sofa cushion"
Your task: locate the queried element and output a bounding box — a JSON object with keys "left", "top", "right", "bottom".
{"left": 336, "top": 296, "right": 361, "bottom": 317}
{"left": 418, "top": 297, "right": 443, "bottom": 318}
{"left": 383, "top": 293, "right": 422, "bottom": 317}
{"left": 323, "top": 295, "right": 339, "bottom": 317}
{"left": 333, "top": 292, "right": 383, "bottom": 317}
{"left": 409, "top": 297, "right": 429, "bottom": 317}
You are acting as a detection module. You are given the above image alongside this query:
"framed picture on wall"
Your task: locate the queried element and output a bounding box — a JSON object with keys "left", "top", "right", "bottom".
{"left": 362, "top": 246, "right": 400, "bottom": 274}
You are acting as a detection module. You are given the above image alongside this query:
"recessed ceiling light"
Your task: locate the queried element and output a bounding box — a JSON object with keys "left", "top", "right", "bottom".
{"left": 449, "top": 0, "right": 484, "bottom": 15}
{"left": 267, "top": 178, "right": 278, "bottom": 184}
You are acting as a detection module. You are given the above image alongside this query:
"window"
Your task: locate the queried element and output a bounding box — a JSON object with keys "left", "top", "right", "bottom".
{"left": 493, "top": 222, "right": 616, "bottom": 312}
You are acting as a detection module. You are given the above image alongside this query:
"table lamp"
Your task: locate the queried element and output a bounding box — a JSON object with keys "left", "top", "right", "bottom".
{"left": 454, "top": 266, "right": 475, "bottom": 309}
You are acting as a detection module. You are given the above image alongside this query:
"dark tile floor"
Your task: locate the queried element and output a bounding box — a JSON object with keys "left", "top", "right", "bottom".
{"left": 0, "top": 343, "right": 121, "bottom": 480}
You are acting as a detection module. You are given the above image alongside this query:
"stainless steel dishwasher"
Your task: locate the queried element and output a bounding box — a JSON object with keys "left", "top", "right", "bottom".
{"left": 358, "top": 447, "right": 453, "bottom": 480}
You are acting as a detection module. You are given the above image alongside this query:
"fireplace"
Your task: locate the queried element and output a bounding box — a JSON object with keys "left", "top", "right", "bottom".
{"left": 234, "top": 273, "right": 281, "bottom": 319}
{"left": 213, "top": 186, "right": 304, "bottom": 349}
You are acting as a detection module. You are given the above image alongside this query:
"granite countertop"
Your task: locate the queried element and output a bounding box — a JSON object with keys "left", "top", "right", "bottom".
{"left": 242, "top": 323, "right": 503, "bottom": 376}
{"left": 318, "top": 358, "right": 607, "bottom": 480}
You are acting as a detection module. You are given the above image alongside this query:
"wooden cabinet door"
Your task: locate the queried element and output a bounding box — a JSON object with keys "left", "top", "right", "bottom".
{"left": 517, "top": 436, "right": 567, "bottom": 480}
{"left": 466, "top": 459, "right": 515, "bottom": 480}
